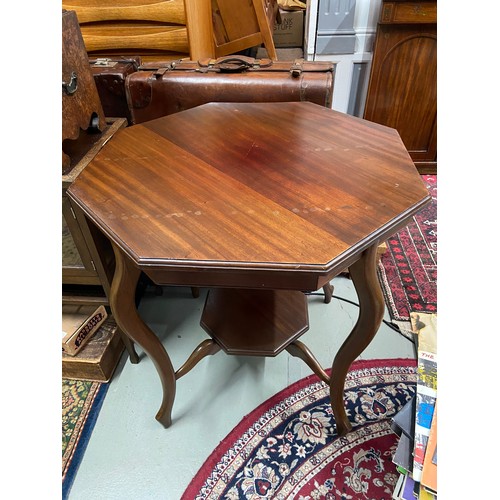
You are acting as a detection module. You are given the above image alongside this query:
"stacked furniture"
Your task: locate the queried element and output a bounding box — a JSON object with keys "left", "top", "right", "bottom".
{"left": 61, "top": 0, "right": 278, "bottom": 61}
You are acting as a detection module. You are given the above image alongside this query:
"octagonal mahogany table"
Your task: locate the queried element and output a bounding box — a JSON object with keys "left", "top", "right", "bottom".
{"left": 67, "top": 101, "right": 430, "bottom": 435}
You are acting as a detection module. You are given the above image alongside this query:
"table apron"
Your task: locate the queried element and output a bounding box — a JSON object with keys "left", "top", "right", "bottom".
{"left": 142, "top": 267, "right": 331, "bottom": 292}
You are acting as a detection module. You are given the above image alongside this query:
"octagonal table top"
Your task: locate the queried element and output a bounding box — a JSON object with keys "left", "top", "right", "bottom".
{"left": 68, "top": 101, "right": 430, "bottom": 276}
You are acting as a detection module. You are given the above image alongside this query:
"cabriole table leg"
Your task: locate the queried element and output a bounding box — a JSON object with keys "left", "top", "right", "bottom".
{"left": 110, "top": 243, "right": 177, "bottom": 428}
{"left": 330, "top": 243, "right": 385, "bottom": 436}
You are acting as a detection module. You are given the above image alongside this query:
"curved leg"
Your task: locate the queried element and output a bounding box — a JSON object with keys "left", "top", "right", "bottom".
{"left": 118, "top": 327, "right": 140, "bottom": 364}
{"left": 110, "top": 243, "right": 176, "bottom": 428}
{"left": 330, "top": 243, "right": 385, "bottom": 436}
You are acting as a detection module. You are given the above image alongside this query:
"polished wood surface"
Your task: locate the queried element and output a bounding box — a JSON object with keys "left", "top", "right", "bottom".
{"left": 183, "top": 0, "right": 214, "bottom": 59}
{"left": 201, "top": 289, "right": 309, "bottom": 356}
{"left": 110, "top": 243, "right": 176, "bottom": 427}
{"left": 62, "top": 118, "right": 140, "bottom": 364}
{"left": 330, "top": 243, "right": 385, "bottom": 435}
{"left": 64, "top": 0, "right": 190, "bottom": 62}
{"left": 364, "top": 0, "right": 437, "bottom": 173}
{"left": 69, "top": 102, "right": 430, "bottom": 282}
{"left": 380, "top": 1, "right": 437, "bottom": 23}
{"left": 63, "top": 0, "right": 187, "bottom": 24}
{"left": 68, "top": 101, "right": 430, "bottom": 432}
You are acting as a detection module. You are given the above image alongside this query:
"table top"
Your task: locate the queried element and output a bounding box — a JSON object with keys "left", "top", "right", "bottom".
{"left": 68, "top": 101, "right": 430, "bottom": 284}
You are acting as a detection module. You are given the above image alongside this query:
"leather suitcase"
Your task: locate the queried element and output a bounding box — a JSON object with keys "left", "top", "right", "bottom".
{"left": 125, "top": 56, "right": 334, "bottom": 124}
{"left": 90, "top": 56, "right": 141, "bottom": 123}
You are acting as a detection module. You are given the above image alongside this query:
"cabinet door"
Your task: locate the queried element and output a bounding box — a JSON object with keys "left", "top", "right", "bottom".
{"left": 364, "top": 23, "right": 437, "bottom": 173}
{"left": 62, "top": 195, "right": 101, "bottom": 284}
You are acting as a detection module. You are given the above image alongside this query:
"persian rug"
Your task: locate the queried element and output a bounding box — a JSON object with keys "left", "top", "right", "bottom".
{"left": 378, "top": 175, "right": 437, "bottom": 325}
{"left": 182, "top": 358, "right": 416, "bottom": 500}
{"left": 62, "top": 379, "right": 109, "bottom": 499}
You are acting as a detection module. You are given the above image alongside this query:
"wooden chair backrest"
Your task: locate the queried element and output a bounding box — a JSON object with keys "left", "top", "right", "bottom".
{"left": 62, "top": 0, "right": 278, "bottom": 62}
{"left": 61, "top": 0, "right": 190, "bottom": 62}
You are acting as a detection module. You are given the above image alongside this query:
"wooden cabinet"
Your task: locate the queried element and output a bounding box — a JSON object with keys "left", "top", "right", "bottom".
{"left": 62, "top": 119, "right": 127, "bottom": 304}
{"left": 363, "top": 1, "right": 437, "bottom": 173}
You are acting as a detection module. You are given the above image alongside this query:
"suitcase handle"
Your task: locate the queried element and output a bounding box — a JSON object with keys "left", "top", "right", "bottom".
{"left": 199, "top": 56, "right": 273, "bottom": 73}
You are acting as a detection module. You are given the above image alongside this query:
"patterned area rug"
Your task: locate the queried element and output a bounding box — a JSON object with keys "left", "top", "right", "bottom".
{"left": 182, "top": 358, "right": 416, "bottom": 499}
{"left": 62, "top": 379, "right": 108, "bottom": 499}
{"left": 378, "top": 175, "right": 437, "bottom": 324}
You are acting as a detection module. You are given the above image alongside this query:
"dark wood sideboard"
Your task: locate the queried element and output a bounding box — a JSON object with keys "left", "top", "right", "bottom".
{"left": 364, "top": 0, "right": 437, "bottom": 174}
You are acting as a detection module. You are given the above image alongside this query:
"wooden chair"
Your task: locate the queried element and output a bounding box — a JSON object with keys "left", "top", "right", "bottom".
{"left": 62, "top": 0, "right": 190, "bottom": 62}
{"left": 62, "top": 0, "right": 278, "bottom": 62}
{"left": 184, "top": 0, "right": 278, "bottom": 60}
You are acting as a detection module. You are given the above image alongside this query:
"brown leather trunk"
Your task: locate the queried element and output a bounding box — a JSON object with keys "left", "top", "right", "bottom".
{"left": 125, "top": 56, "right": 335, "bottom": 124}
{"left": 90, "top": 56, "right": 141, "bottom": 124}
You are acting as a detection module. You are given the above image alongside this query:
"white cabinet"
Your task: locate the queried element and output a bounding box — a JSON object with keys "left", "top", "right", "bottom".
{"left": 304, "top": 0, "right": 381, "bottom": 114}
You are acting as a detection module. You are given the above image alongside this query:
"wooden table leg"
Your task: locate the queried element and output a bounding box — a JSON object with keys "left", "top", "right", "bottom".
{"left": 110, "top": 243, "right": 176, "bottom": 428}
{"left": 329, "top": 243, "right": 385, "bottom": 436}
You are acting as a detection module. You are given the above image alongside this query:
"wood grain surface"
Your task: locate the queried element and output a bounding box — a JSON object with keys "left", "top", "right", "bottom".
{"left": 364, "top": 1, "right": 437, "bottom": 172}
{"left": 68, "top": 102, "right": 430, "bottom": 280}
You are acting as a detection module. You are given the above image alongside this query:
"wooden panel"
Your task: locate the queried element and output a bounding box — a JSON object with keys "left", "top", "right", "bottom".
{"left": 381, "top": 1, "right": 437, "bottom": 24}
{"left": 364, "top": 25, "right": 436, "bottom": 160}
{"left": 62, "top": 196, "right": 96, "bottom": 273}
{"left": 364, "top": 2, "right": 436, "bottom": 173}
{"left": 252, "top": 0, "right": 278, "bottom": 60}
{"left": 62, "top": 119, "right": 127, "bottom": 293}
{"left": 65, "top": 0, "right": 190, "bottom": 61}
{"left": 201, "top": 289, "right": 309, "bottom": 356}
{"left": 62, "top": 10, "right": 106, "bottom": 169}
{"left": 215, "top": 0, "right": 259, "bottom": 40}
{"left": 183, "top": 0, "right": 215, "bottom": 59}
{"left": 208, "top": 0, "right": 278, "bottom": 60}
{"left": 80, "top": 24, "right": 188, "bottom": 52}
{"left": 62, "top": 0, "right": 186, "bottom": 24}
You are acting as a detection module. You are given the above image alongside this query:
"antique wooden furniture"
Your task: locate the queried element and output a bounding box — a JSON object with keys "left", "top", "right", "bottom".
{"left": 63, "top": 8, "right": 140, "bottom": 364}
{"left": 61, "top": 0, "right": 189, "bottom": 62}
{"left": 67, "top": 101, "right": 430, "bottom": 435}
{"left": 62, "top": 119, "right": 126, "bottom": 293}
{"left": 204, "top": 0, "right": 278, "bottom": 60}
{"left": 62, "top": 118, "right": 140, "bottom": 364}
{"left": 63, "top": 8, "right": 124, "bottom": 295}
{"left": 62, "top": 9, "right": 106, "bottom": 170}
{"left": 62, "top": 0, "right": 278, "bottom": 62}
{"left": 363, "top": 0, "right": 437, "bottom": 173}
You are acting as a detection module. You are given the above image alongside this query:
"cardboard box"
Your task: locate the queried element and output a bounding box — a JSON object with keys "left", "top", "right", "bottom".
{"left": 62, "top": 305, "right": 124, "bottom": 382}
{"left": 273, "top": 9, "right": 304, "bottom": 48}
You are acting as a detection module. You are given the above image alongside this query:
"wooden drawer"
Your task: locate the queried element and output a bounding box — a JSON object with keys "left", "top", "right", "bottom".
{"left": 380, "top": 2, "right": 437, "bottom": 24}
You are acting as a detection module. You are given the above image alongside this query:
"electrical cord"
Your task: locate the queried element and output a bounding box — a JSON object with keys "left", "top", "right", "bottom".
{"left": 305, "top": 292, "right": 416, "bottom": 345}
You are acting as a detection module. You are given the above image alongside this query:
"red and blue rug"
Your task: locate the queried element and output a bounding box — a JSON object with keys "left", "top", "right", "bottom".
{"left": 182, "top": 358, "right": 416, "bottom": 499}
{"left": 378, "top": 175, "right": 437, "bottom": 323}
